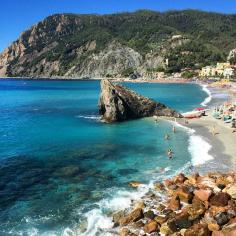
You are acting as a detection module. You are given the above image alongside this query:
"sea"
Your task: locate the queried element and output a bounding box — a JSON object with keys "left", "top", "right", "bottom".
{"left": 0, "top": 79, "right": 228, "bottom": 236}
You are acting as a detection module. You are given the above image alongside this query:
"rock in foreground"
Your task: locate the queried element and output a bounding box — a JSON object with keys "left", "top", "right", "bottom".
{"left": 98, "top": 79, "right": 182, "bottom": 122}
{"left": 114, "top": 172, "right": 236, "bottom": 236}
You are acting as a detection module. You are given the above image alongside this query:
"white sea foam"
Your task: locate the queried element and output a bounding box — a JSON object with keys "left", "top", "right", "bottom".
{"left": 76, "top": 209, "right": 115, "bottom": 236}
{"left": 73, "top": 185, "right": 151, "bottom": 236}
{"left": 76, "top": 115, "right": 101, "bottom": 120}
{"left": 188, "top": 134, "right": 213, "bottom": 166}
{"left": 169, "top": 119, "right": 214, "bottom": 166}
{"left": 98, "top": 185, "right": 150, "bottom": 211}
{"left": 201, "top": 84, "right": 212, "bottom": 106}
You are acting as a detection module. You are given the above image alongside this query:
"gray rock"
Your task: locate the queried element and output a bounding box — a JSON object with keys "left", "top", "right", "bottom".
{"left": 98, "top": 79, "right": 182, "bottom": 122}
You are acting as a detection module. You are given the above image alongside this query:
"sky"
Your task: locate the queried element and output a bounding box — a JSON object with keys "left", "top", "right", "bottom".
{"left": 1, "top": 0, "right": 236, "bottom": 52}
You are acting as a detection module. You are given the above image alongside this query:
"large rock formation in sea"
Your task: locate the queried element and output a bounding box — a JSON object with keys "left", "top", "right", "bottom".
{"left": 1, "top": 10, "right": 236, "bottom": 78}
{"left": 98, "top": 79, "right": 182, "bottom": 122}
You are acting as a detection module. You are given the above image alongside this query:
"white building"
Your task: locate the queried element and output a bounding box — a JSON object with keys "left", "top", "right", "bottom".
{"left": 223, "top": 68, "right": 234, "bottom": 78}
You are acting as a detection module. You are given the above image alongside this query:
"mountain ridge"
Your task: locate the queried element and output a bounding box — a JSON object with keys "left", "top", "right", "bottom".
{"left": 1, "top": 9, "right": 236, "bottom": 78}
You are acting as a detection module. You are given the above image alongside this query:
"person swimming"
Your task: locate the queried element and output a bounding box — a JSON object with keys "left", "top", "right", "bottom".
{"left": 167, "top": 149, "right": 173, "bottom": 159}
{"left": 164, "top": 134, "right": 170, "bottom": 140}
{"left": 172, "top": 125, "right": 176, "bottom": 133}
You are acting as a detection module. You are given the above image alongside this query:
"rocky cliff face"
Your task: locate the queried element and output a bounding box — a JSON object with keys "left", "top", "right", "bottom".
{"left": 66, "top": 41, "right": 143, "bottom": 78}
{"left": 1, "top": 10, "right": 236, "bottom": 78}
{"left": 98, "top": 80, "right": 182, "bottom": 122}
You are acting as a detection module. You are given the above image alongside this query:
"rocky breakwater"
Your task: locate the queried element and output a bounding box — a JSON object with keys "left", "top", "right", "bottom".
{"left": 98, "top": 80, "right": 182, "bottom": 122}
{"left": 112, "top": 172, "right": 236, "bottom": 236}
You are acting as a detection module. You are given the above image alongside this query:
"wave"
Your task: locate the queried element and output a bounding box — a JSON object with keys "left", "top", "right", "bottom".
{"left": 76, "top": 115, "right": 101, "bottom": 120}
{"left": 75, "top": 209, "right": 115, "bottom": 236}
{"left": 77, "top": 185, "right": 151, "bottom": 236}
{"left": 201, "top": 84, "right": 212, "bottom": 107}
{"left": 188, "top": 134, "right": 213, "bottom": 166}
{"left": 170, "top": 119, "right": 214, "bottom": 166}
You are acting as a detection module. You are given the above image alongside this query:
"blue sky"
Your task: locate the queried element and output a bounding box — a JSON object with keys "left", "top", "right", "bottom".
{"left": 1, "top": 0, "right": 236, "bottom": 52}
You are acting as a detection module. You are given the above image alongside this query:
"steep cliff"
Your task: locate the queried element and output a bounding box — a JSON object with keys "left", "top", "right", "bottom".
{"left": 1, "top": 10, "right": 236, "bottom": 78}
{"left": 98, "top": 80, "right": 182, "bottom": 122}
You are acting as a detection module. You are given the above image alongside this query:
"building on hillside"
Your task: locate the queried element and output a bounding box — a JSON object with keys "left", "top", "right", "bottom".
{"left": 200, "top": 66, "right": 215, "bottom": 77}
{"left": 223, "top": 68, "right": 234, "bottom": 78}
{"left": 200, "top": 62, "right": 234, "bottom": 78}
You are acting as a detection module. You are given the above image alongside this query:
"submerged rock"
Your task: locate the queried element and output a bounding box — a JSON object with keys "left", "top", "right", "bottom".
{"left": 98, "top": 79, "right": 182, "bottom": 122}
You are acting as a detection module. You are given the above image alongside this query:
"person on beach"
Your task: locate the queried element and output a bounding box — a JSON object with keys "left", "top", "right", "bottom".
{"left": 211, "top": 125, "right": 217, "bottom": 136}
{"left": 167, "top": 149, "right": 173, "bottom": 159}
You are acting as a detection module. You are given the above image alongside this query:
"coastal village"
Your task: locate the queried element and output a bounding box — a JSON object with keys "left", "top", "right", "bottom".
{"left": 143, "top": 61, "right": 236, "bottom": 81}
{"left": 200, "top": 62, "right": 235, "bottom": 79}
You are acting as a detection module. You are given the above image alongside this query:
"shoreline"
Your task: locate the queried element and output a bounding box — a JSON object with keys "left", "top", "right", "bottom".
{"left": 164, "top": 81, "right": 234, "bottom": 173}
{"left": 178, "top": 82, "right": 236, "bottom": 173}
{"left": 0, "top": 76, "right": 191, "bottom": 83}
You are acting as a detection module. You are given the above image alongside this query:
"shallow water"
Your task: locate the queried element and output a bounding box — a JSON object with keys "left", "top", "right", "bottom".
{"left": 0, "top": 79, "right": 208, "bottom": 235}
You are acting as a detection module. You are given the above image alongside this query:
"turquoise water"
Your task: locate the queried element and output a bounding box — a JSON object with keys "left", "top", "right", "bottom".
{"left": 0, "top": 80, "right": 208, "bottom": 235}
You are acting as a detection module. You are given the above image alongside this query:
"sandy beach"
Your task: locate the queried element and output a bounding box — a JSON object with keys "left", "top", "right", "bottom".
{"left": 177, "top": 82, "right": 236, "bottom": 173}
{"left": 184, "top": 114, "right": 236, "bottom": 171}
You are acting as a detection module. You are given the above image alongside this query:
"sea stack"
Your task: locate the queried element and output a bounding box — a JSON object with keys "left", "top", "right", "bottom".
{"left": 98, "top": 79, "right": 182, "bottom": 122}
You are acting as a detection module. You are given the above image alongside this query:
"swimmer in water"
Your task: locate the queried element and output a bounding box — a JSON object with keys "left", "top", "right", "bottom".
{"left": 172, "top": 125, "right": 176, "bottom": 133}
{"left": 167, "top": 149, "right": 173, "bottom": 159}
{"left": 164, "top": 134, "right": 170, "bottom": 140}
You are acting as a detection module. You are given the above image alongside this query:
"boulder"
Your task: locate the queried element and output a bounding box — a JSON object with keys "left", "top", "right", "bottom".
{"left": 214, "top": 212, "right": 229, "bottom": 226}
{"left": 129, "top": 220, "right": 144, "bottom": 228}
{"left": 160, "top": 222, "right": 173, "bottom": 235}
{"left": 98, "top": 79, "right": 182, "bottom": 122}
{"left": 119, "top": 208, "right": 144, "bottom": 226}
{"left": 197, "top": 177, "right": 221, "bottom": 193}
{"left": 221, "top": 220, "right": 236, "bottom": 236}
{"left": 134, "top": 201, "right": 146, "bottom": 209}
{"left": 186, "top": 200, "right": 206, "bottom": 220}
{"left": 113, "top": 210, "right": 125, "bottom": 226}
{"left": 119, "top": 228, "right": 137, "bottom": 236}
{"left": 156, "top": 204, "right": 166, "bottom": 212}
{"left": 210, "top": 192, "right": 231, "bottom": 207}
{"left": 143, "top": 220, "right": 160, "bottom": 233}
{"left": 154, "top": 182, "right": 165, "bottom": 191}
{"left": 168, "top": 194, "right": 181, "bottom": 211}
{"left": 164, "top": 179, "right": 174, "bottom": 187}
{"left": 174, "top": 173, "right": 187, "bottom": 185}
{"left": 144, "top": 210, "right": 156, "bottom": 220}
{"left": 184, "top": 223, "right": 210, "bottom": 236}
{"left": 167, "top": 212, "right": 192, "bottom": 232}
{"left": 208, "top": 206, "right": 228, "bottom": 217}
{"left": 212, "top": 231, "right": 224, "bottom": 236}
{"left": 194, "top": 189, "right": 212, "bottom": 202}
{"left": 186, "top": 173, "right": 199, "bottom": 185}
{"left": 176, "top": 186, "right": 194, "bottom": 203}
{"left": 155, "top": 215, "right": 169, "bottom": 224}
{"left": 216, "top": 176, "right": 230, "bottom": 186}
{"left": 208, "top": 222, "right": 220, "bottom": 231}
{"left": 129, "top": 181, "right": 142, "bottom": 188}
{"left": 223, "top": 184, "right": 236, "bottom": 199}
